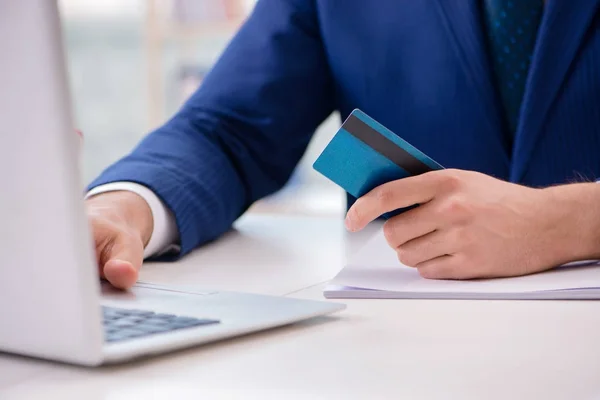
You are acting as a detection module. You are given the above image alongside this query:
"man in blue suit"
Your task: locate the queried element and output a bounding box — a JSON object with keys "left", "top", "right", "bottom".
{"left": 86, "top": 0, "right": 600, "bottom": 289}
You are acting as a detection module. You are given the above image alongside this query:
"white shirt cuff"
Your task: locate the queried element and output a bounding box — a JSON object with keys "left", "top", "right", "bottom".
{"left": 86, "top": 182, "right": 180, "bottom": 258}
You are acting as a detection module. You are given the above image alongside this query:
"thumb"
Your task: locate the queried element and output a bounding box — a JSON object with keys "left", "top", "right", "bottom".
{"left": 101, "top": 232, "right": 144, "bottom": 290}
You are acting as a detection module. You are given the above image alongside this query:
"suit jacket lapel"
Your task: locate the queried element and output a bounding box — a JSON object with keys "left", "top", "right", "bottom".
{"left": 434, "top": 0, "right": 510, "bottom": 162}
{"left": 511, "top": 0, "right": 600, "bottom": 181}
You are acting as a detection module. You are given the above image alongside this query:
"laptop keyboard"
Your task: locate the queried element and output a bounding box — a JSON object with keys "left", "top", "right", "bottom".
{"left": 103, "top": 306, "right": 220, "bottom": 343}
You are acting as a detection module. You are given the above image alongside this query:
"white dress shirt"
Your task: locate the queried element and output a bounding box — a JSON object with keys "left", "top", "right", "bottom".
{"left": 86, "top": 182, "right": 180, "bottom": 258}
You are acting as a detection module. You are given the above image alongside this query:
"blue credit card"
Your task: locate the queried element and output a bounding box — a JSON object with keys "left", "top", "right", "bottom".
{"left": 313, "top": 109, "right": 444, "bottom": 215}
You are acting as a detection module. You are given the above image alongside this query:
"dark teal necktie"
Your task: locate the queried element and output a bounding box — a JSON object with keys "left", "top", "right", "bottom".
{"left": 482, "top": 0, "right": 543, "bottom": 134}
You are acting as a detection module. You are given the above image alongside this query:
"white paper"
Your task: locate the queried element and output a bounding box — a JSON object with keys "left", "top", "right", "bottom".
{"left": 332, "top": 228, "right": 600, "bottom": 295}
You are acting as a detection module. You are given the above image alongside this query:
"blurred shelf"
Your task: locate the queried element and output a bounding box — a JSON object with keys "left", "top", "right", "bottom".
{"left": 164, "top": 19, "right": 245, "bottom": 38}
{"left": 144, "top": 0, "right": 249, "bottom": 129}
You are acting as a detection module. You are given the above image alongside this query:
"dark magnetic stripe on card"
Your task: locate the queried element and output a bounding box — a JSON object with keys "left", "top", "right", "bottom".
{"left": 342, "top": 114, "right": 433, "bottom": 176}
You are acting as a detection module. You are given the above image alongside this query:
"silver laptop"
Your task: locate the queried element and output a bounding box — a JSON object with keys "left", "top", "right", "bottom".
{"left": 0, "top": 2, "right": 344, "bottom": 366}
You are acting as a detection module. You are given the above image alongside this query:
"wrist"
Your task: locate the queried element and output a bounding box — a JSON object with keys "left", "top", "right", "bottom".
{"left": 540, "top": 183, "right": 600, "bottom": 263}
{"left": 86, "top": 191, "right": 153, "bottom": 247}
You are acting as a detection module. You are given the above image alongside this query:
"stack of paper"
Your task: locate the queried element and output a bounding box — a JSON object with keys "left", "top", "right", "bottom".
{"left": 325, "top": 229, "right": 600, "bottom": 300}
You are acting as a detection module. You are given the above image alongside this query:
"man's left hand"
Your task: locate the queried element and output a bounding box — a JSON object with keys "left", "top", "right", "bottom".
{"left": 345, "top": 169, "right": 600, "bottom": 279}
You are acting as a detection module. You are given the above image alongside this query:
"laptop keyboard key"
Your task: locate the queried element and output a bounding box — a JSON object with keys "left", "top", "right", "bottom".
{"left": 112, "top": 319, "right": 137, "bottom": 328}
{"left": 135, "top": 324, "right": 173, "bottom": 334}
{"left": 172, "top": 317, "right": 199, "bottom": 324}
{"left": 153, "top": 313, "right": 177, "bottom": 320}
{"left": 124, "top": 309, "right": 156, "bottom": 317}
{"left": 142, "top": 318, "right": 171, "bottom": 325}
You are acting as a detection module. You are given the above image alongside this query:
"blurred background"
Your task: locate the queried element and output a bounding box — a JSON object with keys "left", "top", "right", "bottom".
{"left": 58, "top": 0, "right": 345, "bottom": 217}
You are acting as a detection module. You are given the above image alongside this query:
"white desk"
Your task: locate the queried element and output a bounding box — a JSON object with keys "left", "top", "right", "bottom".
{"left": 2, "top": 215, "right": 600, "bottom": 400}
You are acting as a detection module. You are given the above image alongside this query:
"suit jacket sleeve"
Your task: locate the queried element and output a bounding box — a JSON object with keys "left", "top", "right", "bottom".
{"left": 87, "top": 0, "right": 335, "bottom": 257}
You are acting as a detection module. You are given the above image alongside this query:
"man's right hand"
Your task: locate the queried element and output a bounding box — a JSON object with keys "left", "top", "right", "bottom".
{"left": 85, "top": 191, "right": 153, "bottom": 289}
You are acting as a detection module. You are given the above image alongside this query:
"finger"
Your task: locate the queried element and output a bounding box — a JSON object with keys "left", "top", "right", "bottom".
{"left": 396, "top": 229, "right": 455, "bottom": 267}
{"left": 383, "top": 201, "right": 440, "bottom": 248}
{"left": 416, "top": 255, "right": 467, "bottom": 280}
{"left": 101, "top": 233, "right": 144, "bottom": 290}
{"left": 346, "top": 172, "right": 442, "bottom": 231}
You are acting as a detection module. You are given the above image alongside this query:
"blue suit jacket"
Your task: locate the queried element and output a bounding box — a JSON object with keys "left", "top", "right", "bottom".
{"left": 90, "top": 0, "right": 600, "bottom": 257}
